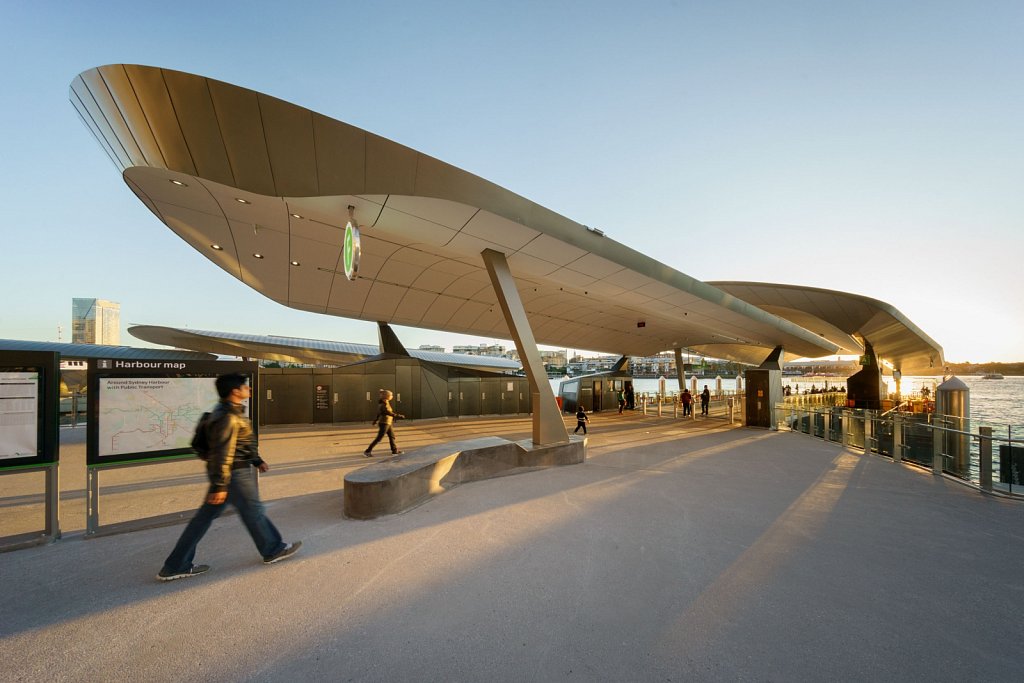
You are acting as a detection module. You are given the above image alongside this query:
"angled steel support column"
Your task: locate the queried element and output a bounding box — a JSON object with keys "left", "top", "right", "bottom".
{"left": 674, "top": 347, "right": 686, "bottom": 398}
{"left": 482, "top": 249, "right": 569, "bottom": 446}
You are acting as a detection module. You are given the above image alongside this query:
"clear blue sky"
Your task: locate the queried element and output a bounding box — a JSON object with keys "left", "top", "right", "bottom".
{"left": 2, "top": 1, "right": 1022, "bottom": 363}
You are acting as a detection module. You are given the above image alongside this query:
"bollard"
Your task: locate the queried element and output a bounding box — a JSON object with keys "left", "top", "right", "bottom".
{"left": 979, "top": 426, "right": 993, "bottom": 492}
{"left": 864, "top": 411, "right": 873, "bottom": 454}
{"left": 642, "top": 395, "right": 647, "bottom": 415}
{"left": 673, "top": 400, "right": 678, "bottom": 418}
{"left": 893, "top": 414, "right": 903, "bottom": 462}
{"left": 658, "top": 398, "right": 662, "bottom": 417}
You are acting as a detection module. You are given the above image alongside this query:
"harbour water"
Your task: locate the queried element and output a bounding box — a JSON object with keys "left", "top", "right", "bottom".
{"left": 551, "top": 375, "right": 1024, "bottom": 428}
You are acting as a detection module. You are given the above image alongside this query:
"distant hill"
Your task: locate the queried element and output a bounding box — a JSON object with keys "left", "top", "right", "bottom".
{"left": 943, "top": 361, "right": 1024, "bottom": 376}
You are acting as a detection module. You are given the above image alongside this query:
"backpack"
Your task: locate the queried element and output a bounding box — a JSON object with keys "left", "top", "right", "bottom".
{"left": 190, "top": 412, "right": 212, "bottom": 461}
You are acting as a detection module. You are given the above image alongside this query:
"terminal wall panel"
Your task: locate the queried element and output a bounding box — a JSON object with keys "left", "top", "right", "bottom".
{"left": 263, "top": 373, "right": 313, "bottom": 425}
{"left": 419, "top": 367, "right": 449, "bottom": 419}
{"left": 362, "top": 374, "right": 396, "bottom": 421}
{"left": 333, "top": 374, "right": 364, "bottom": 423}
{"left": 457, "top": 378, "right": 481, "bottom": 416}
{"left": 480, "top": 378, "right": 501, "bottom": 415}
{"left": 312, "top": 370, "right": 333, "bottom": 424}
{"left": 395, "top": 364, "right": 413, "bottom": 419}
{"left": 500, "top": 380, "right": 517, "bottom": 415}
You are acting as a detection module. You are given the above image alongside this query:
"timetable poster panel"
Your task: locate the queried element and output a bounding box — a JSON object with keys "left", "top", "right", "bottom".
{"left": 0, "top": 372, "right": 39, "bottom": 460}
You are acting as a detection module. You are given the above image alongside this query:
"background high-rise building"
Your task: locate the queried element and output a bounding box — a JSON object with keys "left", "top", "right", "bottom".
{"left": 71, "top": 298, "right": 120, "bottom": 345}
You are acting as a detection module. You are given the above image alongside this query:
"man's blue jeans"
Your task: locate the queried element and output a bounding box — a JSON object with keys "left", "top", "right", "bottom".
{"left": 161, "top": 465, "right": 284, "bottom": 573}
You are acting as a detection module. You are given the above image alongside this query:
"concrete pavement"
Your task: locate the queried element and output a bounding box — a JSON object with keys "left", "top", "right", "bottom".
{"left": 1, "top": 410, "right": 1022, "bottom": 681}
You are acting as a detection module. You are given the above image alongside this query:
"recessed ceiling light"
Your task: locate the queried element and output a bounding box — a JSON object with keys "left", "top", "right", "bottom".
{"left": 211, "top": 244, "right": 223, "bottom": 250}
{"left": 253, "top": 253, "right": 264, "bottom": 259}
{"left": 290, "top": 213, "right": 303, "bottom": 219}
{"left": 235, "top": 198, "right": 251, "bottom": 204}
{"left": 290, "top": 260, "right": 300, "bottom": 266}
{"left": 170, "top": 179, "right": 188, "bottom": 187}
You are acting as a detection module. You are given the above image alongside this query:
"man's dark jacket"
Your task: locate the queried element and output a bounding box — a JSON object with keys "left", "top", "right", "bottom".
{"left": 203, "top": 399, "right": 264, "bottom": 494}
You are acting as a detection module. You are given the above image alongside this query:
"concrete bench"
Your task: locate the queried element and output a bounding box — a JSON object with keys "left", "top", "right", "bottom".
{"left": 343, "top": 435, "right": 586, "bottom": 519}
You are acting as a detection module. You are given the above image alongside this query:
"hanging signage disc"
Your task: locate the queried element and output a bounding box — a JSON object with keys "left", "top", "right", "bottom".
{"left": 343, "top": 221, "right": 361, "bottom": 280}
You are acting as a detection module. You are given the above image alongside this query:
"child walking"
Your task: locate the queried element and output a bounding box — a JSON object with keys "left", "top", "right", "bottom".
{"left": 574, "top": 405, "right": 589, "bottom": 434}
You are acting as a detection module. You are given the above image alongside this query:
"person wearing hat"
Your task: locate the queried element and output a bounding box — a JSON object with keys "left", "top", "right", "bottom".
{"left": 364, "top": 389, "right": 404, "bottom": 456}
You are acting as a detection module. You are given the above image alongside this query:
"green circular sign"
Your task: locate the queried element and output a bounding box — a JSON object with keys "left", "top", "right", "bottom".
{"left": 343, "top": 221, "right": 360, "bottom": 280}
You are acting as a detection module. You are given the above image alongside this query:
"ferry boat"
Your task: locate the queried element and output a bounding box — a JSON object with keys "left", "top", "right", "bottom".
{"left": 981, "top": 373, "right": 1004, "bottom": 379}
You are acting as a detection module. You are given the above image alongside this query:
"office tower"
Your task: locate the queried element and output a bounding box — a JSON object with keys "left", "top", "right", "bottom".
{"left": 71, "top": 298, "right": 120, "bottom": 345}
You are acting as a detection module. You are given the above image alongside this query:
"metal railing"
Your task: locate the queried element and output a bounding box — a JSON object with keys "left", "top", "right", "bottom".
{"left": 777, "top": 403, "right": 1024, "bottom": 497}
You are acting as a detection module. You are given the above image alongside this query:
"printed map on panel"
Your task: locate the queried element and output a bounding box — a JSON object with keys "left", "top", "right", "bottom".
{"left": 98, "top": 377, "right": 218, "bottom": 457}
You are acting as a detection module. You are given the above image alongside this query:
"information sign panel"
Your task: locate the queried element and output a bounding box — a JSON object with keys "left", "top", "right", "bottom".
{"left": 0, "top": 351, "right": 59, "bottom": 468}
{"left": 87, "top": 359, "right": 258, "bottom": 465}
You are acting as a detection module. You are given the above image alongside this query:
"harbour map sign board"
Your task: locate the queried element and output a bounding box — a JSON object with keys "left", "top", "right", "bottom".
{"left": 87, "top": 359, "right": 257, "bottom": 466}
{"left": 0, "top": 351, "right": 59, "bottom": 469}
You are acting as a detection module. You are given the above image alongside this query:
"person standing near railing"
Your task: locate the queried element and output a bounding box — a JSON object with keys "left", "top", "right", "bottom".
{"left": 701, "top": 385, "right": 711, "bottom": 416}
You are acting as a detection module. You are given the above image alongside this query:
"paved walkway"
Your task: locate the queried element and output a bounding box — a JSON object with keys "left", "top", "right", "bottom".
{"left": 1, "top": 410, "right": 1022, "bottom": 681}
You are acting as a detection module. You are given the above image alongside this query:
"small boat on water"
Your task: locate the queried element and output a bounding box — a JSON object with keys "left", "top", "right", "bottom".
{"left": 981, "top": 373, "right": 1004, "bottom": 379}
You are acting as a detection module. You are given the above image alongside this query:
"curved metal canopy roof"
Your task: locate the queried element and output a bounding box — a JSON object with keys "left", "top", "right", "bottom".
{"left": 706, "top": 282, "right": 944, "bottom": 372}
{"left": 128, "top": 325, "right": 521, "bottom": 372}
{"left": 69, "top": 64, "right": 938, "bottom": 367}
{"left": 0, "top": 338, "right": 214, "bottom": 361}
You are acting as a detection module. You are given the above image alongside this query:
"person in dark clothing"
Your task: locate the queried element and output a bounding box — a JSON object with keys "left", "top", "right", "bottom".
{"left": 625, "top": 383, "right": 635, "bottom": 410}
{"left": 617, "top": 389, "right": 625, "bottom": 414}
{"left": 700, "top": 385, "right": 711, "bottom": 415}
{"left": 157, "top": 373, "right": 301, "bottom": 581}
{"left": 364, "top": 389, "right": 404, "bottom": 456}
{"left": 574, "top": 406, "right": 589, "bottom": 434}
{"left": 681, "top": 388, "right": 693, "bottom": 416}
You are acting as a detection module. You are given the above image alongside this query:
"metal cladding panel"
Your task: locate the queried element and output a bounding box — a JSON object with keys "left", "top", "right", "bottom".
{"left": 500, "top": 379, "right": 520, "bottom": 414}
{"left": 123, "top": 65, "right": 196, "bottom": 175}
{"left": 259, "top": 94, "right": 318, "bottom": 197}
{"left": 419, "top": 367, "right": 449, "bottom": 419}
{"left": 288, "top": 235, "right": 340, "bottom": 309}
{"left": 69, "top": 77, "right": 121, "bottom": 169}
{"left": 333, "top": 374, "right": 363, "bottom": 422}
{"left": 97, "top": 65, "right": 166, "bottom": 168}
{"left": 457, "top": 378, "right": 481, "bottom": 415}
{"left": 313, "top": 113, "right": 367, "bottom": 196}
{"left": 208, "top": 80, "right": 276, "bottom": 196}
{"left": 163, "top": 70, "right": 235, "bottom": 185}
{"left": 480, "top": 378, "right": 501, "bottom": 414}
{"left": 263, "top": 373, "right": 313, "bottom": 425}
{"left": 362, "top": 374, "right": 395, "bottom": 421}
{"left": 78, "top": 69, "right": 146, "bottom": 167}
{"left": 385, "top": 195, "right": 478, "bottom": 230}
{"left": 365, "top": 134, "right": 417, "bottom": 196}
{"left": 395, "top": 363, "right": 414, "bottom": 418}
{"left": 231, "top": 220, "right": 290, "bottom": 300}
{"left": 393, "top": 289, "right": 439, "bottom": 325}
{"left": 156, "top": 202, "right": 239, "bottom": 275}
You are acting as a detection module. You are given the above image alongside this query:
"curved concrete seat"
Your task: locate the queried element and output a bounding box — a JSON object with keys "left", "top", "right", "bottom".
{"left": 343, "top": 436, "right": 586, "bottom": 519}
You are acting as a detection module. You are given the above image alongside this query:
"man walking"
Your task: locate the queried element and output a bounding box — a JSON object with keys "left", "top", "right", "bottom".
{"left": 364, "top": 389, "right": 404, "bottom": 456}
{"left": 157, "top": 373, "right": 300, "bottom": 581}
